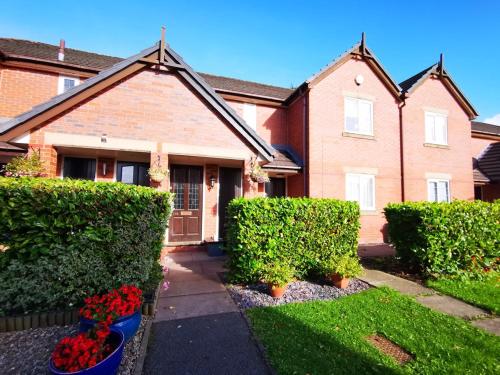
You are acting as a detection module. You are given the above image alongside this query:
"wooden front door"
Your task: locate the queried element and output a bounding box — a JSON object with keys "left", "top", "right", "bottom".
{"left": 218, "top": 167, "right": 242, "bottom": 240}
{"left": 169, "top": 165, "right": 203, "bottom": 242}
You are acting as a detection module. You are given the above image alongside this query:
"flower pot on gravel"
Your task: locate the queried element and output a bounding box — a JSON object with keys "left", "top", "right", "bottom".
{"left": 48, "top": 328, "right": 125, "bottom": 375}
{"left": 80, "top": 309, "right": 141, "bottom": 342}
{"left": 331, "top": 274, "right": 350, "bottom": 289}
{"left": 269, "top": 284, "right": 287, "bottom": 298}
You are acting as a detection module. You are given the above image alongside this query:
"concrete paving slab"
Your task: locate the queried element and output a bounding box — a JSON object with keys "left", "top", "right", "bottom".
{"left": 160, "top": 278, "right": 226, "bottom": 298}
{"left": 359, "top": 269, "right": 435, "bottom": 296}
{"left": 165, "top": 252, "right": 194, "bottom": 264}
{"left": 416, "top": 295, "right": 488, "bottom": 320}
{"left": 200, "top": 260, "right": 227, "bottom": 274}
{"left": 155, "top": 292, "right": 238, "bottom": 321}
{"left": 144, "top": 312, "right": 271, "bottom": 375}
{"left": 167, "top": 268, "right": 219, "bottom": 282}
{"left": 471, "top": 318, "right": 500, "bottom": 336}
{"left": 358, "top": 244, "right": 395, "bottom": 258}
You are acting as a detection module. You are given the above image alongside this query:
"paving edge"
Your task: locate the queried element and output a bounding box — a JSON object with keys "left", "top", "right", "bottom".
{"left": 239, "top": 310, "right": 277, "bottom": 375}
{"left": 133, "top": 282, "right": 161, "bottom": 375}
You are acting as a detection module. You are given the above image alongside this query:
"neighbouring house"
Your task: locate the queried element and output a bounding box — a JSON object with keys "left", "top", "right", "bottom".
{"left": 471, "top": 121, "right": 500, "bottom": 201}
{"left": 0, "top": 33, "right": 488, "bottom": 248}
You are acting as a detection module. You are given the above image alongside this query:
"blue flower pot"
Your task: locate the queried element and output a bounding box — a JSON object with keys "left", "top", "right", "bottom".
{"left": 48, "top": 328, "right": 124, "bottom": 375}
{"left": 79, "top": 309, "right": 141, "bottom": 342}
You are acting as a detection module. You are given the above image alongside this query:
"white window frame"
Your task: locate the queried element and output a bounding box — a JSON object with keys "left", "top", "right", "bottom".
{"left": 58, "top": 75, "right": 80, "bottom": 94}
{"left": 242, "top": 103, "right": 257, "bottom": 130}
{"left": 425, "top": 111, "right": 448, "bottom": 145}
{"left": 344, "top": 97, "right": 373, "bottom": 136}
{"left": 427, "top": 179, "right": 450, "bottom": 202}
{"left": 345, "top": 173, "right": 376, "bottom": 211}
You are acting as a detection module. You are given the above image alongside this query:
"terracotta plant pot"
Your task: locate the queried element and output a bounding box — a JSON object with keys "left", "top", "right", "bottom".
{"left": 269, "top": 284, "right": 287, "bottom": 298}
{"left": 331, "top": 274, "right": 350, "bottom": 289}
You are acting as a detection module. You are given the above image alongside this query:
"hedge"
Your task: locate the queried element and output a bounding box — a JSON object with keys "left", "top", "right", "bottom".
{"left": 0, "top": 177, "right": 173, "bottom": 316}
{"left": 384, "top": 200, "right": 500, "bottom": 277}
{"left": 225, "top": 197, "right": 360, "bottom": 283}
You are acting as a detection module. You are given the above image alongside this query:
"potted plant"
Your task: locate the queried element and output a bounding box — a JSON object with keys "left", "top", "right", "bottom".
{"left": 248, "top": 157, "right": 270, "bottom": 184}
{"left": 262, "top": 261, "right": 295, "bottom": 298}
{"left": 48, "top": 324, "right": 125, "bottom": 375}
{"left": 79, "top": 285, "right": 142, "bottom": 342}
{"left": 320, "top": 255, "right": 362, "bottom": 289}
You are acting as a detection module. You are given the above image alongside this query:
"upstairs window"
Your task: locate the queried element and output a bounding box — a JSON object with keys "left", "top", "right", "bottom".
{"left": 427, "top": 179, "right": 450, "bottom": 202}
{"left": 344, "top": 97, "right": 373, "bottom": 135}
{"left": 58, "top": 75, "right": 80, "bottom": 94}
{"left": 345, "top": 173, "right": 375, "bottom": 210}
{"left": 243, "top": 103, "right": 257, "bottom": 130}
{"left": 425, "top": 112, "right": 448, "bottom": 145}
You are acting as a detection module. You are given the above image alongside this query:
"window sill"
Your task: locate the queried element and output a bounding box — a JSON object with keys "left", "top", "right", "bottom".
{"left": 343, "top": 131, "right": 375, "bottom": 140}
{"left": 360, "top": 209, "right": 378, "bottom": 216}
{"left": 424, "top": 143, "right": 449, "bottom": 149}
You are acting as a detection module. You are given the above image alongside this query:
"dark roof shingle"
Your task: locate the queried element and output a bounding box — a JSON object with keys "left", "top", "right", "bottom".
{"left": 472, "top": 121, "right": 500, "bottom": 136}
{"left": 399, "top": 65, "right": 435, "bottom": 93}
{"left": 0, "top": 38, "right": 292, "bottom": 101}
{"left": 477, "top": 142, "right": 500, "bottom": 182}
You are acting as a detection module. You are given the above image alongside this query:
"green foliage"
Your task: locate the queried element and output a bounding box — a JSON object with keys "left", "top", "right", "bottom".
{"left": 0, "top": 177, "right": 173, "bottom": 316}
{"left": 261, "top": 261, "right": 295, "bottom": 287}
{"left": 2, "top": 151, "right": 47, "bottom": 177}
{"left": 225, "top": 197, "right": 360, "bottom": 283}
{"left": 247, "top": 288, "right": 500, "bottom": 374}
{"left": 426, "top": 272, "right": 500, "bottom": 315}
{"left": 384, "top": 200, "right": 500, "bottom": 278}
{"left": 319, "top": 254, "right": 362, "bottom": 278}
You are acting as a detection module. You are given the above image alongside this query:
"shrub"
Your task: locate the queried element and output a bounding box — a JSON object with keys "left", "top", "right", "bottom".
{"left": 384, "top": 200, "right": 500, "bottom": 277}
{"left": 2, "top": 150, "right": 47, "bottom": 177}
{"left": 225, "top": 197, "right": 360, "bottom": 283}
{"left": 318, "top": 254, "right": 362, "bottom": 278}
{"left": 0, "top": 177, "right": 173, "bottom": 316}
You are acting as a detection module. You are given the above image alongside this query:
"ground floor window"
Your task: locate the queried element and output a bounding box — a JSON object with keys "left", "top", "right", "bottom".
{"left": 345, "top": 173, "right": 375, "bottom": 210}
{"left": 265, "top": 177, "right": 286, "bottom": 198}
{"left": 427, "top": 179, "right": 450, "bottom": 202}
{"left": 63, "top": 157, "right": 96, "bottom": 180}
{"left": 116, "top": 161, "right": 149, "bottom": 186}
{"left": 474, "top": 185, "right": 483, "bottom": 200}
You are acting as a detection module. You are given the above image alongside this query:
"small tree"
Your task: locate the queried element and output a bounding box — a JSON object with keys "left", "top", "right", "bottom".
{"left": 2, "top": 149, "right": 47, "bottom": 177}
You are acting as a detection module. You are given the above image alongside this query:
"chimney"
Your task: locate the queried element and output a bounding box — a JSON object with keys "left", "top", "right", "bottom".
{"left": 58, "top": 39, "right": 65, "bottom": 61}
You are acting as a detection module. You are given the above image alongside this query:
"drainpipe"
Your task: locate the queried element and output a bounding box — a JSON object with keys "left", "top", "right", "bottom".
{"left": 303, "top": 88, "right": 310, "bottom": 197}
{"left": 399, "top": 99, "right": 406, "bottom": 202}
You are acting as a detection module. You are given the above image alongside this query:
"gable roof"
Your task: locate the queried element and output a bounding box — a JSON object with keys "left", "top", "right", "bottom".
{"left": 285, "top": 36, "right": 402, "bottom": 104}
{"left": 0, "top": 38, "right": 292, "bottom": 101}
{"left": 399, "top": 60, "right": 478, "bottom": 119}
{"left": 477, "top": 142, "right": 500, "bottom": 182}
{"left": 0, "top": 41, "right": 275, "bottom": 161}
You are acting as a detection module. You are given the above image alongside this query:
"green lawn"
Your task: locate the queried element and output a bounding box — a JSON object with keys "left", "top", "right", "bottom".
{"left": 247, "top": 288, "right": 500, "bottom": 375}
{"left": 426, "top": 273, "right": 500, "bottom": 315}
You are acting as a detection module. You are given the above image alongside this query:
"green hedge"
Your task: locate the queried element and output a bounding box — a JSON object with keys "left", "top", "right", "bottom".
{"left": 225, "top": 197, "right": 360, "bottom": 283}
{"left": 384, "top": 201, "right": 500, "bottom": 277}
{"left": 0, "top": 177, "right": 173, "bottom": 316}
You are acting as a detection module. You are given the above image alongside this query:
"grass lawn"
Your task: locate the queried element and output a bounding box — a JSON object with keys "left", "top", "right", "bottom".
{"left": 247, "top": 288, "right": 500, "bottom": 374}
{"left": 426, "top": 273, "right": 499, "bottom": 315}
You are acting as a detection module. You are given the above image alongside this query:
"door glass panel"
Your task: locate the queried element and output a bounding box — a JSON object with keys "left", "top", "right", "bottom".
{"left": 173, "top": 168, "right": 185, "bottom": 210}
{"left": 121, "top": 166, "right": 135, "bottom": 184}
{"left": 188, "top": 169, "right": 200, "bottom": 210}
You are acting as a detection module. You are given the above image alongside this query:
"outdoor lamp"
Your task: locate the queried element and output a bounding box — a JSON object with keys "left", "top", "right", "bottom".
{"left": 209, "top": 175, "right": 216, "bottom": 189}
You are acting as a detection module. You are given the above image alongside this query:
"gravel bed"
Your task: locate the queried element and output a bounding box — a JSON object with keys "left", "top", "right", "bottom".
{"left": 226, "top": 278, "right": 370, "bottom": 309}
{"left": 0, "top": 316, "right": 151, "bottom": 375}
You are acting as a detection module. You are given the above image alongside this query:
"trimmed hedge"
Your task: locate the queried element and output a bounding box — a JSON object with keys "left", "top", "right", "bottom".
{"left": 225, "top": 197, "right": 360, "bottom": 283}
{"left": 0, "top": 177, "right": 173, "bottom": 316}
{"left": 384, "top": 201, "right": 500, "bottom": 277}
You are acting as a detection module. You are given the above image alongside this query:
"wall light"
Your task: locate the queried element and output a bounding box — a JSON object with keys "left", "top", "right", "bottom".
{"left": 209, "top": 175, "right": 216, "bottom": 190}
{"left": 102, "top": 161, "right": 107, "bottom": 176}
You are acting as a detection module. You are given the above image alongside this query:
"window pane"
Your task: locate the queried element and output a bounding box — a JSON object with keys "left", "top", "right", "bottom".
{"left": 435, "top": 116, "right": 447, "bottom": 144}
{"left": 425, "top": 114, "right": 434, "bottom": 143}
{"left": 345, "top": 98, "right": 359, "bottom": 132}
{"left": 358, "top": 101, "right": 372, "bottom": 134}
{"left": 437, "top": 181, "right": 449, "bottom": 202}
{"left": 121, "top": 166, "right": 134, "bottom": 184}
{"left": 63, "top": 157, "right": 96, "bottom": 180}
{"left": 188, "top": 169, "right": 201, "bottom": 210}
{"left": 64, "top": 78, "right": 75, "bottom": 92}
{"left": 173, "top": 169, "right": 185, "bottom": 210}
{"left": 362, "top": 176, "right": 374, "bottom": 209}
{"left": 345, "top": 175, "right": 360, "bottom": 202}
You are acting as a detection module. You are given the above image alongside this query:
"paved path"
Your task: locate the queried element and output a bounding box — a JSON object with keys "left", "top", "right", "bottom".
{"left": 359, "top": 268, "right": 499, "bottom": 336}
{"left": 142, "top": 252, "right": 271, "bottom": 375}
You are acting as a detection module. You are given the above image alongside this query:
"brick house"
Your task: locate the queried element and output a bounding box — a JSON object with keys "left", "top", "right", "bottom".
{"left": 0, "top": 34, "right": 487, "bottom": 247}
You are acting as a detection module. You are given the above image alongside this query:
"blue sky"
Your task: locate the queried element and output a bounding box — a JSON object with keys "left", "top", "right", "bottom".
{"left": 1, "top": 0, "right": 499, "bottom": 122}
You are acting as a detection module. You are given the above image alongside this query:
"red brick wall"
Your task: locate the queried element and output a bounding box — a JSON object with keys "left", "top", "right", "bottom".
{"left": 402, "top": 77, "right": 474, "bottom": 202}
{"left": 0, "top": 66, "right": 58, "bottom": 118}
{"left": 307, "top": 58, "right": 402, "bottom": 243}
{"left": 285, "top": 95, "right": 306, "bottom": 197}
{"left": 471, "top": 136, "right": 496, "bottom": 158}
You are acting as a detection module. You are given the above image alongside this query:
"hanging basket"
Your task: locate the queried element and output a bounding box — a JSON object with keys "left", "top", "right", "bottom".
{"left": 148, "top": 171, "right": 167, "bottom": 183}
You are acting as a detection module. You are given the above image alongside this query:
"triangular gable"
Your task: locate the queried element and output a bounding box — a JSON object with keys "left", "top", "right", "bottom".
{"left": 399, "top": 60, "right": 478, "bottom": 119}
{"left": 284, "top": 36, "right": 402, "bottom": 104}
{"left": 0, "top": 41, "right": 275, "bottom": 161}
